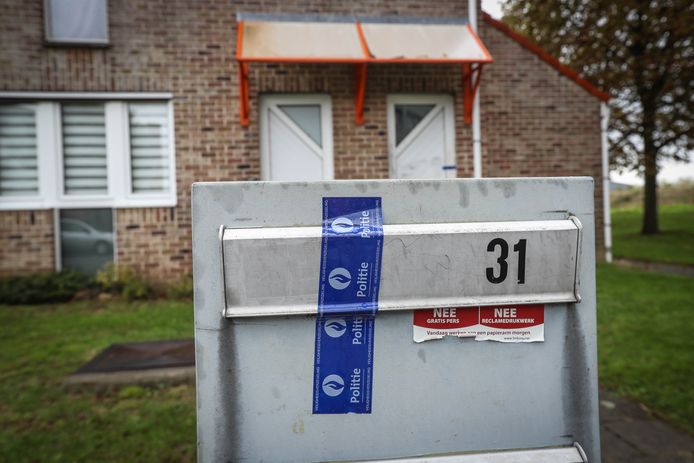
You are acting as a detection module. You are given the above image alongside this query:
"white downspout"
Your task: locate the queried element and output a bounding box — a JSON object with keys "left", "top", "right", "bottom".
{"left": 601, "top": 102, "right": 613, "bottom": 262}
{"left": 469, "top": 0, "right": 482, "bottom": 178}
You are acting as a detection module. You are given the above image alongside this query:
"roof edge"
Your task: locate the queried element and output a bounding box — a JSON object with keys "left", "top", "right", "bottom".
{"left": 237, "top": 12, "right": 469, "bottom": 25}
{"left": 482, "top": 12, "right": 609, "bottom": 102}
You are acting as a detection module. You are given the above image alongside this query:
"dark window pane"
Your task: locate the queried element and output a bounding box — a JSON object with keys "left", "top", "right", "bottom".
{"left": 395, "top": 104, "right": 434, "bottom": 146}
{"left": 60, "top": 209, "right": 114, "bottom": 276}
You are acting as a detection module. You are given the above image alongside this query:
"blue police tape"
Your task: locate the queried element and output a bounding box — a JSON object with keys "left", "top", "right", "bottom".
{"left": 313, "top": 197, "right": 383, "bottom": 414}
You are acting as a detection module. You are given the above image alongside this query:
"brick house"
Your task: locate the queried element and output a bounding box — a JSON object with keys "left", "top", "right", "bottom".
{"left": 0, "top": 0, "right": 609, "bottom": 285}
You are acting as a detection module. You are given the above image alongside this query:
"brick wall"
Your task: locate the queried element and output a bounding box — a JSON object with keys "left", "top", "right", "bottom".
{"left": 0, "top": 210, "right": 54, "bottom": 275}
{"left": 479, "top": 23, "right": 605, "bottom": 256}
{"left": 0, "top": 0, "right": 605, "bottom": 282}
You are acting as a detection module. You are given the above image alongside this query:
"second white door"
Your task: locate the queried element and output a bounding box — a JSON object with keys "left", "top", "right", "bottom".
{"left": 387, "top": 95, "right": 456, "bottom": 179}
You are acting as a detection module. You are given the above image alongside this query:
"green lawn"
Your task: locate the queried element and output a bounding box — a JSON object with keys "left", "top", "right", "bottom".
{"left": 1, "top": 264, "right": 692, "bottom": 461}
{"left": 0, "top": 300, "right": 196, "bottom": 462}
{"left": 597, "top": 263, "right": 694, "bottom": 432}
{"left": 612, "top": 203, "right": 694, "bottom": 265}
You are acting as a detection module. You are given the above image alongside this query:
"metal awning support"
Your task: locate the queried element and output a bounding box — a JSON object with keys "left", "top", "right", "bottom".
{"left": 353, "top": 21, "right": 370, "bottom": 125}
{"left": 235, "top": 14, "right": 493, "bottom": 126}
{"left": 462, "top": 62, "right": 484, "bottom": 125}
{"left": 353, "top": 62, "right": 368, "bottom": 125}
{"left": 238, "top": 61, "right": 250, "bottom": 126}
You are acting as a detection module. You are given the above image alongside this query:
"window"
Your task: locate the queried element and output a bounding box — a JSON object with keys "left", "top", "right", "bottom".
{"left": 394, "top": 105, "right": 435, "bottom": 146}
{"left": 0, "top": 104, "right": 39, "bottom": 197}
{"left": 59, "top": 208, "right": 114, "bottom": 276}
{"left": 128, "top": 103, "right": 171, "bottom": 194}
{"left": 44, "top": 0, "right": 109, "bottom": 45}
{"left": 62, "top": 103, "right": 108, "bottom": 195}
{"left": 0, "top": 96, "right": 176, "bottom": 210}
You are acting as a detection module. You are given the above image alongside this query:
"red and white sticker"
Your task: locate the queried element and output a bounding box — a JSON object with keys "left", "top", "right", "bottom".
{"left": 413, "top": 304, "right": 544, "bottom": 343}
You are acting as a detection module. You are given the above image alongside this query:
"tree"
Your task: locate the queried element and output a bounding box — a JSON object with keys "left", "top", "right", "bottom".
{"left": 502, "top": 0, "right": 693, "bottom": 234}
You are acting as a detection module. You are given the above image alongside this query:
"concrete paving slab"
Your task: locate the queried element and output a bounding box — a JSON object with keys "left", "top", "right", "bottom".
{"left": 65, "top": 366, "right": 195, "bottom": 387}
{"left": 600, "top": 389, "right": 694, "bottom": 462}
{"left": 66, "top": 339, "right": 195, "bottom": 387}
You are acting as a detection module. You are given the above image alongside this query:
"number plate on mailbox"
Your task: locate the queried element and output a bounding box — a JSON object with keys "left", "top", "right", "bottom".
{"left": 221, "top": 217, "right": 582, "bottom": 318}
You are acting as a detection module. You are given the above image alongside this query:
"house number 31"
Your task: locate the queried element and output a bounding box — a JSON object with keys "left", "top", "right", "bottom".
{"left": 486, "top": 238, "right": 527, "bottom": 284}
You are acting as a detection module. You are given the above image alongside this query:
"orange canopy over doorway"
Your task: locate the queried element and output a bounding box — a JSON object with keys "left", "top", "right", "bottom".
{"left": 236, "top": 14, "right": 493, "bottom": 125}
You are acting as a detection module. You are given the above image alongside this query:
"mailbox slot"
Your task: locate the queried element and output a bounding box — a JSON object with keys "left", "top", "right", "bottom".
{"left": 221, "top": 217, "right": 582, "bottom": 318}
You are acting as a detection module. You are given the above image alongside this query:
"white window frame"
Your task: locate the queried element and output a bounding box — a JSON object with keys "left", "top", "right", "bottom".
{"left": 44, "top": 0, "right": 110, "bottom": 46}
{"left": 0, "top": 102, "right": 54, "bottom": 210}
{"left": 260, "top": 94, "right": 334, "bottom": 181}
{"left": 55, "top": 101, "right": 114, "bottom": 207}
{"left": 122, "top": 100, "right": 178, "bottom": 207}
{"left": 386, "top": 94, "right": 456, "bottom": 179}
{"left": 0, "top": 92, "right": 176, "bottom": 210}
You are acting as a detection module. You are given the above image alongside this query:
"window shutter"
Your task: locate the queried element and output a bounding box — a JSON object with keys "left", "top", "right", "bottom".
{"left": 129, "top": 103, "right": 170, "bottom": 193}
{"left": 62, "top": 103, "right": 108, "bottom": 195}
{"left": 0, "top": 104, "right": 39, "bottom": 197}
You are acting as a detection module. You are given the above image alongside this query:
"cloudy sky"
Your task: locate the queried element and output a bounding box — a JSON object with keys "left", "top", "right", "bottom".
{"left": 481, "top": 0, "right": 693, "bottom": 185}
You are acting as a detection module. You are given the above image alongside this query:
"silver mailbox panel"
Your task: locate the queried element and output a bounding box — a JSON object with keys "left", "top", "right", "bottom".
{"left": 349, "top": 442, "right": 587, "bottom": 462}
{"left": 192, "top": 178, "right": 600, "bottom": 463}
{"left": 221, "top": 219, "right": 582, "bottom": 317}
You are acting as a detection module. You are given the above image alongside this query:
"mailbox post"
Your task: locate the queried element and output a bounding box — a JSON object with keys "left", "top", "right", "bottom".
{"left": 192, "top": 178, "right": 600, "bottom": 462}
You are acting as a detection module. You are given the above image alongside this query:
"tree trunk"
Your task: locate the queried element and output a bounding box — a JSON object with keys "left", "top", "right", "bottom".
{"left": 641, "top": 125, "right": 659, "bottom": 234}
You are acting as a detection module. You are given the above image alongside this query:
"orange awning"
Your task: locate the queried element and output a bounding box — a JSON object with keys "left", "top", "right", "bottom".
{"left": 236, "top": 14, "right": 492, "bottom": 125}
{"left": 239, "top": 20, "right": 365, "bottom": 62}
{"left": 360, "top": 22, "right": 491, "bottom": 62}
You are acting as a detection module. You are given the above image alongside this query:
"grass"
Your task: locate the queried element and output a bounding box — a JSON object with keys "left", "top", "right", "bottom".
{"left": 1, "top": 264, "right": 693, "bottom": 460}
{"left": 611, "top": 203, "right": 694, "bottom": 266}
{"left": 0, "top": 299, "right": 195, "bottom": 463}
{"left": 597, "top": 263, "right": 694, "bottom": 432}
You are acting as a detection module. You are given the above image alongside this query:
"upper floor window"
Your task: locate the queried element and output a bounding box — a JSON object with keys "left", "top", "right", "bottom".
{"left": 44, "top": 0, "right": 109, "bottom": 45}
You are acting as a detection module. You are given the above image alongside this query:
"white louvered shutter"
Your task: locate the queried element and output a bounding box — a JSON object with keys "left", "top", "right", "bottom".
{"left": 129, "top": 103, "right": 170, "bottom": 193}
{"left": 62, "top": 103, "right": 108, "bottom": 195}
{"left": 0, "top": 104, "right": 39, "bottom": 197}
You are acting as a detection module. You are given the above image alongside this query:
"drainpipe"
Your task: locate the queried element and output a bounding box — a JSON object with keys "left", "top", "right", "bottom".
{"left": 469, "top": 0, "right": 482, "bottom": 178}
{"left": 601, "top": 102, "right": 613, "bottom": 262}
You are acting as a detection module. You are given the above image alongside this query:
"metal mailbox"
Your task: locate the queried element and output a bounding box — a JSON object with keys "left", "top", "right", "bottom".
{"left": 193, "top": 178, "right": 600, "bottom": 462}
{"left": 221, "top": 218, "right": 583, "bottom": 317}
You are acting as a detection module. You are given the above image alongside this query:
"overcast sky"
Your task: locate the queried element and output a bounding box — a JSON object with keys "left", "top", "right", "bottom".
{"left": 480, "top": 0, "right": 693, "bottom": 185}
{"left": 481, "top": 0, "right": 504, "bottom": 18}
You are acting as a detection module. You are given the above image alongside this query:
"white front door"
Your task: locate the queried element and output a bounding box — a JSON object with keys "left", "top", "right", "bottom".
{"left": 260, "top": 95, "right": 333, "bottom": 181}
{"left": 387, "top": 95, "right": 456, "bottom": 179}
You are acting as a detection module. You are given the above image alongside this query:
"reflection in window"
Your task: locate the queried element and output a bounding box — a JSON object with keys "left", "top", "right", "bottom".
{"left": 395, "top": 104, "right": 434, "bottom": 146}
{"left": 60, "top": 209, "right": 114, "bottom": 276}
